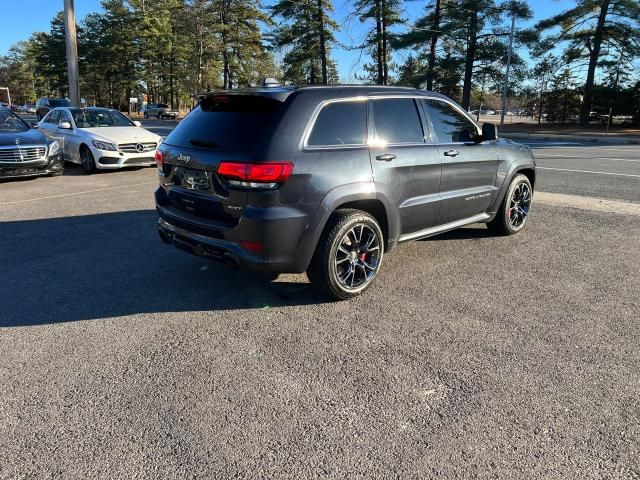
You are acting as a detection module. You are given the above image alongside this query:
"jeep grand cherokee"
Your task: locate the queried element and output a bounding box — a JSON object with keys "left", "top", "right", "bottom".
{"left": 155, "top": 85, "right": 535, "bottom": 300}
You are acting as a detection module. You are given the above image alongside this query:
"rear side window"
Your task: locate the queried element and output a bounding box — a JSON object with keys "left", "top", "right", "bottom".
{"left": 307, "top": 101, "right": 366, "bottom": 147}
{"left": 371, "top": 98, "right": 424, "bottom": 144}
{"left": 163, "top": 95, "right": 281, "bottom": 152}
{"left": 422, "top": 99, "right": 478, "bottom": 143}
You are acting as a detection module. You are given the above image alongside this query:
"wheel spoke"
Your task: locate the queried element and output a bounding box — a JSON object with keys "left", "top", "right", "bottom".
{"left": 333, "top": 222, "right": 381, "bottom": 290}
{"left": 359, "top": 259, "right": 376, "bottom": 270}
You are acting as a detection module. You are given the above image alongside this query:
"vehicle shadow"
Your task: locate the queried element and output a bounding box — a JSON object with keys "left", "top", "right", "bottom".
{"left": 0, "top": 210, "right": 328, "bottom": 328}
{"left": 422, "top": 224, "right": 494, "bottom": 241}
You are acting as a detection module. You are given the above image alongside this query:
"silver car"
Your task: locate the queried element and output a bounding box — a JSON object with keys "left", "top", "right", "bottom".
{"left": 142, "top": 103, "right": 178, "bottom": 119}
{"left": 37, "top": 107, "right": 162, "bottom": 174}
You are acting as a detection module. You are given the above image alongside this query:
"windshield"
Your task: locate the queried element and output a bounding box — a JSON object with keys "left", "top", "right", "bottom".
{"left": 50, "top": 99, "right": 72, "bottom": 108}
{"left": 71, "top": 109, "right": 134, "bottom": 128}
{"left": 0, "top": 109, "right": 29, "bottom": 133}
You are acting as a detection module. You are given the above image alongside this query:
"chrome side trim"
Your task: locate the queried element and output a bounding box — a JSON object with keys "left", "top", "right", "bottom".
{"left": 398, "top": 213, "right": 491, "bottom": 242}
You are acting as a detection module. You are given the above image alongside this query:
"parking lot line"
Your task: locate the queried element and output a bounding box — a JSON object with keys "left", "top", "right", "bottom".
{"left": 536, "top": 167, "right": 640, "bottom": 178}
{"left": 535, "top": 191, "right": 640, "bottom": 215}
{"left": 0, "top": 182, "right": 157, "bottom": 206}
{"left": 534, "top": 154, "right": 640, "bottom": 163}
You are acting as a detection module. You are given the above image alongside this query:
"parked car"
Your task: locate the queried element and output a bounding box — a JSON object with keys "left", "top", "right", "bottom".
{"left": 37, "top": 107, "right": 162, "bottom": 174}
{"left": 0, "top": 108, "right": 63, "bottom": 179}
{"left": 22, "top": 104, "right": 37, "bottom": 114}
{"left": 143, "top": 103, "right": 178, "bottom": 119}
{"left": 35, "top": 97, "right": 72, "bottom": 120}
{"left": 155, "top": 85, "right": 536, "bottom": 299}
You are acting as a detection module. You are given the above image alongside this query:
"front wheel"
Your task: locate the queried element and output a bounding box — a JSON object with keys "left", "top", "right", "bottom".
{"left": 80, "top": 146, "right": 96, "bottom": 174}
{"left": 487, "top": 173, "right": 532, "bottom": 235}
{"left": 307, "top": 209, "right": 384, "bottom": 300}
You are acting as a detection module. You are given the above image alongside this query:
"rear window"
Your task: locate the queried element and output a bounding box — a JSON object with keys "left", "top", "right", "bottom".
{"left": 157, "top": 104, "right": 169, "bottom": 109}
{"left": 163, "top": 95, "right": 281, "bottom": 152}
{"left": 307, "top": 101, "right": 366, "bottom": 147}
{"left": 50, "top": 99, "right": 71, "bottom": 108}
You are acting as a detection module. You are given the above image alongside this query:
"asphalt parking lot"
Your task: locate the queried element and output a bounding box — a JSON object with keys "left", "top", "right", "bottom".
{"left": 1, "top": 122, "right": 639, "bottom": 478}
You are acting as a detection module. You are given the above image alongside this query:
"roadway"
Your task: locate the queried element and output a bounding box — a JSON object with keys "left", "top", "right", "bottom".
{"left": 1, "top": 117, "right": 638, "bottom": 478}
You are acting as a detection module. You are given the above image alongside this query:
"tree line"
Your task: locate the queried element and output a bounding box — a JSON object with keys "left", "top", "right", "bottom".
{"left": 0, "top": 0, "right": 639, "bottom": 125}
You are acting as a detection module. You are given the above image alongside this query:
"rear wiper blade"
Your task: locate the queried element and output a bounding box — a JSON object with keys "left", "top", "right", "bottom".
{"left": 188, "top": 138, "right": 223, "bottom": 149}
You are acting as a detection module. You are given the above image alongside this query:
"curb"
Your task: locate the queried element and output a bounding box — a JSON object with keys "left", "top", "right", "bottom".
{"left": 502, "top": 132, "right": 640, "bottom": 145}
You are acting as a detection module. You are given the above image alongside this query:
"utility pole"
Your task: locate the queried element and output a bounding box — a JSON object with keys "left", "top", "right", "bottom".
{"left": 63, "top": 0, "right": 81, "bottom": 107}
{"left": 500, "top": 15, "right": 515, "bottom": 128}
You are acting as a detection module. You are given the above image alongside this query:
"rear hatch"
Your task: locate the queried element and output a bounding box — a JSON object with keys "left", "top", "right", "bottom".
{"left": 157, "top": 94, "right": 284, "bottom": 227}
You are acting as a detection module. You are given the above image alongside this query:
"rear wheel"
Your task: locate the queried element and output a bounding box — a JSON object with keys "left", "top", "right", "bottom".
{"left": 307, "top": 209, "right": 384, "bottom": 300}
{"left": 487, "top": 173, "right": 532, "bottom": 235}
{"left": 80, "top": 146, "right": 96, "bottom": 174}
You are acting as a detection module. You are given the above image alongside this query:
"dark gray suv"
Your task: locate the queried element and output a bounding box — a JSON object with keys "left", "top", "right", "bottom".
{"left": 155, "top": 86, "right": 535, "bottom": 299}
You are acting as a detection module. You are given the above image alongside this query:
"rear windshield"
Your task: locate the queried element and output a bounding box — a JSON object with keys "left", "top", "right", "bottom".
{"left": 163, "top": 95, "right": 281, "bottom": 152}
{"left": 50, "top": 99, "right": 71, "bottom": 107}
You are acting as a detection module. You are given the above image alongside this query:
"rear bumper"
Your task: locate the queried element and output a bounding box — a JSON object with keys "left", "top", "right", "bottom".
{"left": 156, "top": 190, "right": 324, "bottom": 273}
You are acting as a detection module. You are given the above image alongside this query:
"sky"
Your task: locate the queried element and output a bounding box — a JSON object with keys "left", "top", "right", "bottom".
{"left": 0, "top": 0, "right": 576, "bottom": 81}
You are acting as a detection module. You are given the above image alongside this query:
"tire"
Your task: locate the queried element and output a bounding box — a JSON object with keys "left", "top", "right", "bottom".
{"left": 487, "top": 173, "right": 532, "bottom": 235}
{"left": 80, "top": 146, "right": 96, "bottom": 174}
{"left": 307, "top": 209, "right": 384, "bottom": 300}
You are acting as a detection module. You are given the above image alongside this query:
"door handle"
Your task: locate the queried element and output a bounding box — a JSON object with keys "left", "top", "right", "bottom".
{"left": 443, "top": 149, "right": 460, "bottom": 157}
{"left": 375, "top": 153, "right": 396, "bottom": 162}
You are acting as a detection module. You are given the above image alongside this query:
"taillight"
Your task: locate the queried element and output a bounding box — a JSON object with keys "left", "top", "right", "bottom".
{"left": 217, "top": 162, "right": 293, "bottom": 189}
{"left": 155, "top": 149, "right": 164, "bottom": 172}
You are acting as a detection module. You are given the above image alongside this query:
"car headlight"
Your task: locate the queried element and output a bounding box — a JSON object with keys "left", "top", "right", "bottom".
{"left": 48, "top": 141, "right": 61, "bottom": 156}
{"left": 92, "top": 140, "right": 117, "bottom": 151}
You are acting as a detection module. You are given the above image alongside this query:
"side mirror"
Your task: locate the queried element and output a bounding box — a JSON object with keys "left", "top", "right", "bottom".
{"left": 58, "top": 121, "right": 72, "bottom": 130}
{"left": 133, "top": 120, "right": 142, "bottom": 127}
{"left": 30, "top": 122, "right": 39, "bottom": 129}
{"left": 482, "top": 123, "right": 498, "bottom": 141}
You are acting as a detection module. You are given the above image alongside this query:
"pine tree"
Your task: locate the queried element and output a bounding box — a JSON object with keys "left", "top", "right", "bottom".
{"left": 270, "top": 0, "right": 338, "bottom": 85}
{"left": 350, "top": 0, "right": 402, "bottom": 85}
{"left": 535, "top": 0, "right": 640, "bottom": 125}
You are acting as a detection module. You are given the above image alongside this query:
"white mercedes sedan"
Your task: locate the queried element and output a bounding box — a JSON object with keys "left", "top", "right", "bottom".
{"left": 37, "top": 107, "right": 162, "bottom": 173}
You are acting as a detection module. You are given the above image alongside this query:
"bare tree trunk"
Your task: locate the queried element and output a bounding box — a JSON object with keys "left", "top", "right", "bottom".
{"left": 579, "top": 0, "right": 611, "bottom": 125}
{"left": 427, "top": 0, "right": 441, "bottom": 91}
{"left": 309, "top": 61, "right": 316, "bottom": 84}
{"left": 223, "top": 49, "right": 230, "bottom": 89}
{"left": 170, "top": 61, "right": 174, "bottom": 109}
{"left": 317, "top": 0, "right": 328, "bottom": 84}
{"left": 375, "top": 0, "right": 383, "bottom": 85}
{"left": 381, "top": 0, "right": 388, "bottom": 85}
{"left": 461, "top": 9, "right": 478, "bottom": 111}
